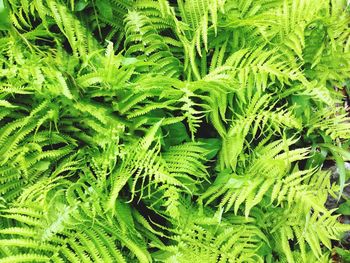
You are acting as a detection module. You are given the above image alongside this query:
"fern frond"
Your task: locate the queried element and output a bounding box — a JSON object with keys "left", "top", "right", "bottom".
{"left": 0, "top": 254, "right": 50, "bottom": 263}
{"left": 124, "top": 10, "right": 181, "bottom": 78}
{"left": 203, "top": 138, "right": 309, "bottom": 216}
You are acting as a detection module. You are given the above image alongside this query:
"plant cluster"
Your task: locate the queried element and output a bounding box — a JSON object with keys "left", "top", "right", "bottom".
{"left": 1, "top": 0, "right": 350, "bottom": 262}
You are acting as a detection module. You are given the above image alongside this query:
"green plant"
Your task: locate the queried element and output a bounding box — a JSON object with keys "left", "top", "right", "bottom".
{"left": 1, "top": 0, "right": 350, "bottom": 262}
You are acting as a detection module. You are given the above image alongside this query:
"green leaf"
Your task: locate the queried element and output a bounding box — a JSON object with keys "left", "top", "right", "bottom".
{"left": 198, "top": 138, "right": 221, "bottom": 159}
{"left": 0, "top": 100, "right": 16, "bottom": 108}
{"left": 337, "top": 200, "right": 350, "bottom": 215}
{"left": 74, "top": 0, "right": 89, "bottom": 12}
{"left": 0, "top": 0, "right": 11, "bottom": 30}
{"left": 335, "top": 247, "right": 350, "bottom": 261}
{"left": 163, "top": 122, "right": 190, "bottom": 146}
{"left": 321, "top": 144, "right": 350, "bottom": 198}
{"left": 96, "top": 0, "right": 113, "bottom": 20}
{"left": 34, "top": 161, "right": 51, "bottom": 171}
{"left": 291, "top": 95, "right": 311, "bottom": 122}
{"left": 305, "top": 146, "right": 327, "bottom": 169}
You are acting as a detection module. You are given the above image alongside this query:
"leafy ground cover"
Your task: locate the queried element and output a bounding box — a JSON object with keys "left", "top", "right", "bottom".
{"left": 1, "top": 0, "right": 350, "bottom": 262}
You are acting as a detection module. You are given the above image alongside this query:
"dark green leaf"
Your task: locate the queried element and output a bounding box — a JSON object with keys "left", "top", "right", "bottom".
{"left": 163, "top": 122, "right": 190, "bottom": 146}
{"left": 337, "top": 200, "right": 350, "bottom": 215}
{"left": 198, "top": 138, "right": 221, "bottom": 159}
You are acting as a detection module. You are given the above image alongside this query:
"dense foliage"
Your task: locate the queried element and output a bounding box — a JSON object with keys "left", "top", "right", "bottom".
{"left": 1, "top": 0, "right": 350, "bottom": 262}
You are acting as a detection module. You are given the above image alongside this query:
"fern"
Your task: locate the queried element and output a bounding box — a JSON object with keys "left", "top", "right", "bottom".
{"left": 124, "top": 10, "right": 182, "bottom": 78}
{"left": 1, "top": 0, "right": 350, "bottom": 262}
